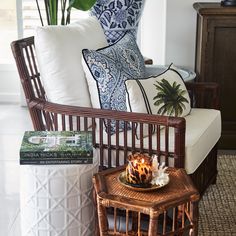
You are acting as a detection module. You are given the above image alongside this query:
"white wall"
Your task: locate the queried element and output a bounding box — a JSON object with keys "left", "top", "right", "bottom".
{"left": 165, "top": 0, "right": 198, "bottom": 69}
{"left": 0, "top": 0, "right": 20, "bottom": 103}
{"left": 141, "top": 0, "right": 220, "bottom": 69}
{"left": 165, "top": 0, "right": 220, "bottom": 69}
{"left": 0, "top": 0, "right": 221, "bottom": 103}
{"left": 141, "top": 0, "right": 166, "bottom": 65}
{"left": 0, "top": 64, "right": 20, "bottom": 103}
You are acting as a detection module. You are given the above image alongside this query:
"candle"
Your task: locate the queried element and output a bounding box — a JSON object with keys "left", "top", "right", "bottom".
{"left": 126, "top": 153, "right": 152, "bottom": 186}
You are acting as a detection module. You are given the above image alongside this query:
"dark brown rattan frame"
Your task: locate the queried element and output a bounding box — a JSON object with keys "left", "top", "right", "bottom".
{"left": 11, "top": 36, "right": 220, "bottom": 195}
{"left": 93, "top": 166, "right": 200, "bottom": 235}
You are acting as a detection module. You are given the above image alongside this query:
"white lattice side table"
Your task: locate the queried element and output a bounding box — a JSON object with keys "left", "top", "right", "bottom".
{"left": 20, "top": 155, "right": 98, "bottom": 236}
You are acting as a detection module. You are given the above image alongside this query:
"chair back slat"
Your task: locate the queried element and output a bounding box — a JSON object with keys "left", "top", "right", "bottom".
{"left": 11, "top": 37, "right": 46, "bottom": 102}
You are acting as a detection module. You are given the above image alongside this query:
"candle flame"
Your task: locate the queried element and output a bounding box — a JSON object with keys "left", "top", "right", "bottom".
{"left": 141, "top": 158, "right": 144, "bottom": 164}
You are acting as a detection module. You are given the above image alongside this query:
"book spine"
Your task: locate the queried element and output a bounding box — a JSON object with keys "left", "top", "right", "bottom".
{"left": 20, "top": 158, "right": 93, "bottom": 165}
{"left": 20, "top": 151, "right": 93, "bottom": 159}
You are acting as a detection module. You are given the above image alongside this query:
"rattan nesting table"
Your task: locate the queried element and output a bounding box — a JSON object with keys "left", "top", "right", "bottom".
{"left": 93, "top": 166, "right": 200, "bottom": 236}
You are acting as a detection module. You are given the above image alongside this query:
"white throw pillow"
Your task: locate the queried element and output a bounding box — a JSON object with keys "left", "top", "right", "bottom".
{"left": 125, "top": 65, "right": 191, "bottom": 117}
{"left": 125, "top": 65, "right": 191, "bottom": 139}
{"left": 35, "top": 16, "right": 108, "bottom": 107}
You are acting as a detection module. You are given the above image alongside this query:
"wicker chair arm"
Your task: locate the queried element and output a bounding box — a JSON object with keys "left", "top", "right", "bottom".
{"left": 28, "top": 98, "right": 186, "bottom": 169}
{"left": 186, "top": 82, "right": 220, "bottom": 110}
{"left": 29, "top": 98, "right": 185, "bottom": 129}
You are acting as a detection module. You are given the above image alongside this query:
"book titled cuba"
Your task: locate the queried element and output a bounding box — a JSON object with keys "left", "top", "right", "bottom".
{"left": 20, "top": 131, "right": 93, "bottom": 165}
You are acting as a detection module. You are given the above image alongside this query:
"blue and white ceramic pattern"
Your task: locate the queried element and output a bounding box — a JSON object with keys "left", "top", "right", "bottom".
{"left": 82, "top": 32, "right": 146, "bottom": 133}
{"left": 90, "top": 0, "right": 146, "bottom": 44}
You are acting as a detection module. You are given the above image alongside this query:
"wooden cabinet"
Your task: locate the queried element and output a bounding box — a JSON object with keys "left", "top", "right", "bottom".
{"left": 194, "top": 2, "right": 236, "bottom": 149}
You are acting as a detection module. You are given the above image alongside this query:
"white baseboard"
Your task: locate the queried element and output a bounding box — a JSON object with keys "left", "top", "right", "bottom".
{"left": 0, "top": 93, "right": 20, "bottom": 103}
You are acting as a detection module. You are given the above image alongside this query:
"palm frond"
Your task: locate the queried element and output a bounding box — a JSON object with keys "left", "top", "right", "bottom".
{"left": 153, "top": 78, "right": 189, "bottom": 117}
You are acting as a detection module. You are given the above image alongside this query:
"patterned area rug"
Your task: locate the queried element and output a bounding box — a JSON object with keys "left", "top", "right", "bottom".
{"left": 199, "top": 155, "right": 236, "bottom": 235}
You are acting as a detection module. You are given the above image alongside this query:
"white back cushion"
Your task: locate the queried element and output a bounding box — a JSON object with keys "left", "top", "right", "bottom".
{"left": 35, "top": 16, "right": 108, "bottom": 107}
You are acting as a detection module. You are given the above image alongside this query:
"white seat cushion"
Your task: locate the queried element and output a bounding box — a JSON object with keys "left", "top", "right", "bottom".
{"left": 35, "top": 16, "right": 108, "bottom": 107}
{"left": 95, "top": 108, "right": 221, "bottom": 174}
{"left": 184, "top": 108, "right": 221, "bottom": 174}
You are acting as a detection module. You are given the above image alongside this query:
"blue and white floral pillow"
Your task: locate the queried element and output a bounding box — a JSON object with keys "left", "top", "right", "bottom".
{"left": 82, "top": 32, "right": 146, "bottom": 133}
{"left": 90, "top": 0, "right": 146, "bottom": 44}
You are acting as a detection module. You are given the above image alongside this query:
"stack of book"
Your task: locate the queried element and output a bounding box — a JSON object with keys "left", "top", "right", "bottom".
{"left": 20, "top": 131, "right": 93, "bottom": 165}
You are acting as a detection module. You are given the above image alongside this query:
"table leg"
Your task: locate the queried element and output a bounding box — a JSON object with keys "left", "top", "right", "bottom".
{"left": 148, "top": 215, "right": 158, "bottom": 236}
{"left": 190, "top": 201, "right": 199, "bottom": 236}
{"left": 97, "top": 198, "right": 109, "bottom": 236}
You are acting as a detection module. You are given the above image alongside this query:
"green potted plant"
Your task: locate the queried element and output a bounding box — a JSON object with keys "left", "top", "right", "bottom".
{"left": 36, "top": 0, "right": 96, "bottom": 26}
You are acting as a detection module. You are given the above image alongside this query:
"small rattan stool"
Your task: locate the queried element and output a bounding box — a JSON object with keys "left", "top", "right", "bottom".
{"left": 93, "top": 166, "right": 200, "bottom": 236}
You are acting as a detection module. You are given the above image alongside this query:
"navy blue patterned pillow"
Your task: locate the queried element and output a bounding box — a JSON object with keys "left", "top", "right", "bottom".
{"left": 82, "top": 32, "right": 146, "bottom": 133}
{"left": 90, "top": 0, "right": 146, "bottom": 44}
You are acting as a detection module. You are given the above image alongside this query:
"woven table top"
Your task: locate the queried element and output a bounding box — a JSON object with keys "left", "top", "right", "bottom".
{"left": 93, "top": 166, "right": 199, "bottom": 210}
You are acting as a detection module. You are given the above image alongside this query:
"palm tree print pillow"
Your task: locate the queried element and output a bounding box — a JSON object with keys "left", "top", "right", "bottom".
{"left": 153, "top": 78, "right": 190, "bottom": 116}
{"left": 125, "top": 65, "right": 191, "bottom": 118}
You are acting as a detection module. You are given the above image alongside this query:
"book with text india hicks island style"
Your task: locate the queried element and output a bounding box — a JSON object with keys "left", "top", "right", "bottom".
{"left": 20, "top": 131, "right": 93, "bottom": 165}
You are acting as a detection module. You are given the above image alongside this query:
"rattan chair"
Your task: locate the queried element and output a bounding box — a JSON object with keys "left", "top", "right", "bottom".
{"left": 11, "top": 36, "right": 220, "bottom": 195}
